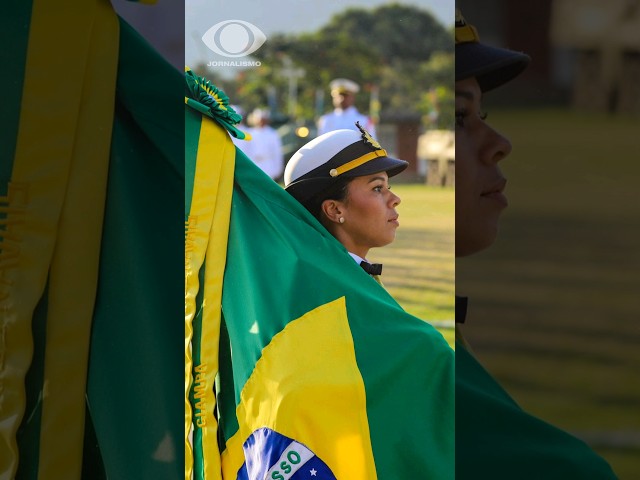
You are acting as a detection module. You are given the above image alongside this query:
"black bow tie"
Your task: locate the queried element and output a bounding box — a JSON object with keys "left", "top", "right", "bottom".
{"left": 360, "top": 261, "right": 383, "bottom": 276}
{"left": 455, "top": 296, "right": 468, "bottom": 324}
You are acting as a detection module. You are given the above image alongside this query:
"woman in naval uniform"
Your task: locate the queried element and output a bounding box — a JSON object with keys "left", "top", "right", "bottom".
{"left": 283, "top": 122, "right": 407, "bottom": 277}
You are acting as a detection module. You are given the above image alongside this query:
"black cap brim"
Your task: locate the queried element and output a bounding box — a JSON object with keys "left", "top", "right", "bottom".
{"left": 286, "top": 155, "right": 408, "bottom": 203}
{"left": 456, "top": 42, "right": 530, "bottom": 92}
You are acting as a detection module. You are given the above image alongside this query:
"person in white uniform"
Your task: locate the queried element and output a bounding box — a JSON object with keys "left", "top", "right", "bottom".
{"left": 317, "top": 78, "right": 376, "bottom": 138}
{"left": 245, "top": 108, "right": 284, "bottom": 181}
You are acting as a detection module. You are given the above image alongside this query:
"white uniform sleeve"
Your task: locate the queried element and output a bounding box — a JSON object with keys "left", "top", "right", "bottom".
{"left": 268, "top": 129, "right": 284, "bottom": 180}
{"left": 317, "top": 115, "right": 328, "bottom": 137}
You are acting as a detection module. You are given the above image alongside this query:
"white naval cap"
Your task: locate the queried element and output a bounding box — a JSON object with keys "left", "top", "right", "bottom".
{"left": 330, "top": 78, "right": 360, "bottom": 95}
{"left": 284, "top": 123, "right": 408, "bottom": 203}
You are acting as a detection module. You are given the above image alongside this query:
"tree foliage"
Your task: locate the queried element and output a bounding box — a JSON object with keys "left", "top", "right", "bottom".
{"left": 208, "top": 4, "right": 454, "bottom": 129}
{"left": 321, "top": 5, "right": 451, "bottom": 63}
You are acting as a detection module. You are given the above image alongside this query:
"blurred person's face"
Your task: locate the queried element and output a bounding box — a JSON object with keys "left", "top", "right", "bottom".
{"left": 332, "top": 91, "right": 355, "bottom": 109}
{"left": 321, "top": 172, "right": 401, "bottom": 258}
{"left": 455, "top": 77, "right": 512, "bottom": 257}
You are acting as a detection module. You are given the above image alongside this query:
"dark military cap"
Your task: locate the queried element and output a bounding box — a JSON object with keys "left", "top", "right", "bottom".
{"left": 455, "top": 9, "right": 531, "bottom": 92}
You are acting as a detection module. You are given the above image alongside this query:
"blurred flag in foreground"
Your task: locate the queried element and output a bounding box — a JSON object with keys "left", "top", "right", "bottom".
{"left": 1, "top": 1, "right": 182, "bottom": 478}
{"left": 185, "top": 71, "right": 454, "bottom": 480}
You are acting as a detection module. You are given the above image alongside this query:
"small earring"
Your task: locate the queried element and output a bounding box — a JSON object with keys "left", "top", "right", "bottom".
{"left": 339, "top": 217, "right": 345, "bottom": 224}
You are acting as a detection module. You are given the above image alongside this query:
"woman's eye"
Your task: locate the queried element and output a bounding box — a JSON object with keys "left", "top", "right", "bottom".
{"left": 373, "top": 185, "right": 383, "bottom": 192}
{"left": 456, "top": 109, "right": 488, "bottom": 127}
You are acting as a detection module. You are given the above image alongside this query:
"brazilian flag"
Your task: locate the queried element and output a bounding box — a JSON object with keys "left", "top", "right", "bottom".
{"left": 185, "top": 73, "right": 454, "bottom": 479}
{"left": 1, "top": 0, "right": 182, "bottom": 478}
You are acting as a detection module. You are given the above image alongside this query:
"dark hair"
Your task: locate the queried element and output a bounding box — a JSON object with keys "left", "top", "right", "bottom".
{"left": 299, "top": 177, "right": 353, "bottom": 221}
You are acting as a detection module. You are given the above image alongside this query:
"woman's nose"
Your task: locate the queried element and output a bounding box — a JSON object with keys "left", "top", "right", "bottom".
{"left": 483, "top": 126, "right": 512, "bottom": 164}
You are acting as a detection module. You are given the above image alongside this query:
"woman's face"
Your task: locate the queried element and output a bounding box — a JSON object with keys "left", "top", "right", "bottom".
{"left": 327, "top": 171, "right": 401, "bottom": 258}
{"left": 455, "top": 77, "right": 513, "bottom": 257}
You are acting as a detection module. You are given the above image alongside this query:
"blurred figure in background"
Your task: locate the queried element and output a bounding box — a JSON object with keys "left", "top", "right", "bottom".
{"left": 245, "top": 108, "right": 284, "bottom": 181}
{"left": 317, "top": 78, "right": 376, "bottom": 137}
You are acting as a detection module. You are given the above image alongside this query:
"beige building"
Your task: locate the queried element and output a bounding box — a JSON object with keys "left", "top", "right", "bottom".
{"left": 551, "top": 0, "right": 640, "bottom": 113}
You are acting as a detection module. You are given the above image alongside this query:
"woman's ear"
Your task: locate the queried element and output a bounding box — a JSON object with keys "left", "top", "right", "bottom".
{"left": 320, "top": 199, "right": 344, "bottom": 225}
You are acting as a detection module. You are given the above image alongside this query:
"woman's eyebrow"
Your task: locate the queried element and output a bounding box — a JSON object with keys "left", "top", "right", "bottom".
{"left": 455, "top": 89, "right": 475, "bottom": 101}
{"left": 367, "top": 176, "right": 387, "bottom": 184}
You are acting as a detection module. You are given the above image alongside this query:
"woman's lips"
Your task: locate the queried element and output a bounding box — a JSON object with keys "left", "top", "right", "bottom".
{"left": 481, "top": 191, "right": 508, "bottom": 207}
{"left": 482, "top": 178, "right": 508, "bottom": 207}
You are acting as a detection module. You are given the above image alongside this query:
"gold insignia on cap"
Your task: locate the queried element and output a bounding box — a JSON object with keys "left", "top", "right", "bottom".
{"left": 455, "top": 9, "right": 480, "bottom": 44}
{"left": 329, "top": 169, "right": 338, "bottom": 177}
{"left": 355, "top": 121, "right": 382, "bottom": 149}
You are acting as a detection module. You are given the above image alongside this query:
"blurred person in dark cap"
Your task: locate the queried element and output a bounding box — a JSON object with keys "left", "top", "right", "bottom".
{"left": 285, "top": 122, "right": 405, "bottom": 277}
{"left": 455, "top": 8, "right": 617, "bottom": 479}
{"left": 317, "top": 78, "right": 376, "bottom": 137}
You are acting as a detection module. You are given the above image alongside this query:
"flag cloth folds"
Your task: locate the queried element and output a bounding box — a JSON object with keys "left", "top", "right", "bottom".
{"left": 1, "top": 0, "right": 182, "bottom": 478}
{"left": 185, "top": 79, "right": 455, "bottom": 480}
{"left": 456, "top": 342, "right": 618, "bottom": 479}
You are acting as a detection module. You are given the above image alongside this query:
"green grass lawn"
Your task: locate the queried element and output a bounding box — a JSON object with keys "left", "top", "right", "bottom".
{"left": 369, "top": 184, "right": 455, "bottom": 345}
{"left": 458, "top": 108, "right": 640, "bottom": 478}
